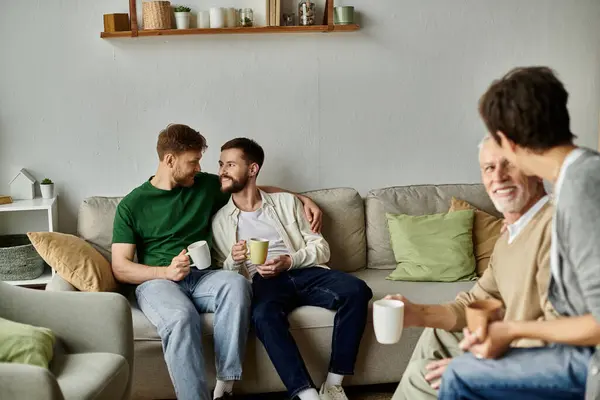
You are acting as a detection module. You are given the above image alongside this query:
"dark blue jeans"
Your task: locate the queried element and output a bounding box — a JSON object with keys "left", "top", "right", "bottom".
{"left": 438, "top": 344, "right": 594, "bottom": 400}
{"left": 251, "top": 267, "right": 373, "bottom": 398}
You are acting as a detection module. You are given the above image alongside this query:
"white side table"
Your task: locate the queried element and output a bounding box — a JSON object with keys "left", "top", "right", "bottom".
{"left": 0, "top": 197, "right": 58, "bottom": 286}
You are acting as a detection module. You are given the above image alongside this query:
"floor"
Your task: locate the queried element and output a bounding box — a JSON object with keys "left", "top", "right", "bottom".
{"left": 240, "top": 384, "right": 396, "bottom": 399}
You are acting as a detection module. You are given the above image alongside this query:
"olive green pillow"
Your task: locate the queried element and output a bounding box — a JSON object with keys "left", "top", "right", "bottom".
{"left": 386, "top": 209, "right": 477, "bottom": 282}
{"left": 0, "top": 317, "right": 55, "bottom": 369}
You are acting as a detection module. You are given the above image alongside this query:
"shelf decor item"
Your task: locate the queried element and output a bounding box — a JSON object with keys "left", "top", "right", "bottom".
{"left": 197, "top": 11, "right": 210, "bottom": 28}
{"left": 210, "top": 7, "right": 225, "bottom": 28}
{"left": 0, "top": 234, "right": 45, "bottom": 282}
{"left": 299, "top": 0, "right": 316, "bottom": 26}
{"left": 225, "top": 7, "right": 237, "bottom": 27}
{"left": 174, "top": 5, "right": 191, "bottom": 29}
{"left": 239, "top": 8, "right": 253, "bottom": 27}
{"left": 40, "top": 178, "right": 55, "bottom": 199}
{"left": 143, "top": 1, "right": 172, "bottom": 30}
{"left": 334, "top": 6, "right": 354, "bottom": 25}
{"left": 103, "top": 13, "right": 130, "bottom": 32}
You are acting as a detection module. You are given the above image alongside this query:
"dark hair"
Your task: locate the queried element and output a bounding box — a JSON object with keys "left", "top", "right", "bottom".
{"left": 221, "top": 138, "right": 265, "bottom": 170}
{"left": 156, "top": 124, "right": 207, "bottom": 161}
{"left": 479, "top": 66, "right": 575, "bottom": 151}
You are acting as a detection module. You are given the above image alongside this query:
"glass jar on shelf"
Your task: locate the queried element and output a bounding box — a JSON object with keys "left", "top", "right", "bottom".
{"left": 298, "top": 0, "right": 316, "bottom": 26}
{"left": 239, "top": 8, "right": 253, "bottom": 27}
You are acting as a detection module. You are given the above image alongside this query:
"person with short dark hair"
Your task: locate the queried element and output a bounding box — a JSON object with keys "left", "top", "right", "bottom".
{"left": 212, "top": 138, "right": 373, "bottom": 400}
{"left": 111, "top": 125, "right": 324, "bottom": 400}
{"left": 438, "top": 67, "right": 600, "bottom": 400}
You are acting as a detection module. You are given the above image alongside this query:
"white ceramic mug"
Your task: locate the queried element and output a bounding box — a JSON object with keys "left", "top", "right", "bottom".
{"left": 372, "top": 299, "right": 405, "bottom": 344}
{"left": 185, "top": 240, "right": 211, "bottom": 270}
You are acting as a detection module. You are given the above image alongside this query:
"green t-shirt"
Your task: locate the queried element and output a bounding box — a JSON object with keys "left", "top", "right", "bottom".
{"left": 112, "top": 173, "right": 230, "bottom": 267}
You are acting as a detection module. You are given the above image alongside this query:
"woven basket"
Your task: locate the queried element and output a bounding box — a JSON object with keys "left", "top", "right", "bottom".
{"left": 143, "top": 1, "right": 172, "bottom": 30}
{"left": 0, "top": 234, "right": 45, "bottom": 281}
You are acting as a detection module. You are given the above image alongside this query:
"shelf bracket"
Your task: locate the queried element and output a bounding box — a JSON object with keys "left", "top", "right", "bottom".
{"left": 129, "top": 0, "right": 139, "bottom": 37}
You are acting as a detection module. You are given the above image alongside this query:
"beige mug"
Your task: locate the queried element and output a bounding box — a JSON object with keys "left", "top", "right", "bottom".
{"left": 246, "top": 238, "right": 269, "bottom": 265}
{"left": 185, "top": 240, "right": 211, "bottom": 270}
{"left": 465, "top": 299, "right": 504, "bottom": 340}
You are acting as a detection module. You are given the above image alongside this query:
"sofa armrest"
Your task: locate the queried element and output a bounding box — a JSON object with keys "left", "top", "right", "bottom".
{"left": 0, "top": 363, "right": 64, "bottom": 400}
{"left": 0, "top": 282, "right": 134, "bottom": 400}
{"left": 0, "top": 282, "right": 133, "bottom": 368}
{"left": 45, "top": 274, "right": 79, "bottom": 292}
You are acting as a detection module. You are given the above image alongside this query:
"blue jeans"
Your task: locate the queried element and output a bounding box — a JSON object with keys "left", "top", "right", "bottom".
{"left": 251, "top": 267, "right": 373, "bottom": 398}
{"left": 438, "top": 345, "right": 594, "bottom": 400}
{"left": 136, "top": 269, "right": 252, "bottom": 400}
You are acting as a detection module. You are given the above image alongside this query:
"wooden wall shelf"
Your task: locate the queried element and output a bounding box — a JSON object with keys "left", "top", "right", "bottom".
{"left": 101, "top": 24, "right": 359, "bottom": 38}
{"left": 101, "top": 0, "right": 358, "bottom": 39}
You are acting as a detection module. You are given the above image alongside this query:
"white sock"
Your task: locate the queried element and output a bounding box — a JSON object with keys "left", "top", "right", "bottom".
{"left": 213, "top": 380, "right": 234, "bottom": 399}
{"left": 298, "top": 388, "right": 320, "bottom": 400}
{"left": 325, "top": 372, "right": 344, "bottom": 388}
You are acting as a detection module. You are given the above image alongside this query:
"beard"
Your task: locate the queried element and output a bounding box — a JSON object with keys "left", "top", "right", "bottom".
{"left": 220, "top": 173, "right": 249, "bottom": 193}
{"left": 173, "top": 169, "right": 196, "bottom": 187}
{"left": 490, "top": 189, "right": 529, "bottom": 213}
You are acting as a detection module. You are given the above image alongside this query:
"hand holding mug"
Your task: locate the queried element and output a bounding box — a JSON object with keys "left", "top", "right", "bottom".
{"left": 232, "top": 240, "right": 247, "bottom": 263}
{"left": 384, "top": 294, "right": 420, "bottom": 328}
{"left": 165, "top": 249, "right": 191, "bottom": 281}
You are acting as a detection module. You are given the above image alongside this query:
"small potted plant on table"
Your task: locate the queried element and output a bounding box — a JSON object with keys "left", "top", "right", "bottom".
{"left": 40, "top": 178, "right": 55, "bottom": 199}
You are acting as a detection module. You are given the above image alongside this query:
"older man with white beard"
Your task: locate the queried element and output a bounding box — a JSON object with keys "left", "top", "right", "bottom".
{"left": 388, "top": 137, "right": 557, "bottom": 400}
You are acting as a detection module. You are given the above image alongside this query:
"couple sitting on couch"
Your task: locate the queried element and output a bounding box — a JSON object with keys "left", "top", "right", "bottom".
{"left": 111, "top": 124, "right": 373, "bottom": 400}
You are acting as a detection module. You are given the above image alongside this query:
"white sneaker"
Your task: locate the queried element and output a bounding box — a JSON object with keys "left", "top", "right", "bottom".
{"left": 319, "top": 383, "right": 349, "bottom": 400}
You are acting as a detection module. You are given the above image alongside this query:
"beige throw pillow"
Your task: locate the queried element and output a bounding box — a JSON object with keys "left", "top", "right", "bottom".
{"left": 27, "top": 232, "right": 118, "bottom": 292}
{"left": 449, "top": 198, "right": 503, "bottom": 276}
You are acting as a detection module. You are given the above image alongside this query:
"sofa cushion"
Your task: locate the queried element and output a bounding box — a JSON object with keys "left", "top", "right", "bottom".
{"left": 302, "top": 188, "right": 366, "bottom": 272}
{"left": 27, "top": 232, "right": 118, "bottom": 292}
{"left": 365, "top": 184, "right": 499, "bottom": 268}
{"left": 129, "top": 290, "right": 346, "bottom": 341}
{"left": 449, "top": 197, "right": 504, "bottom": 277}
{"left": 385, "top": 210, "right": 476, "bottom": 282}
{"left": 78, "top": 196, "right": 123, "bottom": 261}
{"left": 0, "top": 316, "right": 55, "bottom": 369}
{"left": 353, "top": 268, "right": 474, "bottom": 306}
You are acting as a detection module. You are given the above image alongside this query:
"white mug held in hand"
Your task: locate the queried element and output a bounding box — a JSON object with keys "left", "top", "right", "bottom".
{"left": 185, "top": 240, "right": 211, "bottom": 270}
{"left": 373, "top": 299, "right": 405, "bottom": 344}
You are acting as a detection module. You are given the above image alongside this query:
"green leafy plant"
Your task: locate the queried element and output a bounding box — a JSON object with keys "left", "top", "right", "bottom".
{"left": 174, "top": 5, "right": 191, "bottom": 13}
{"left": 41, "top": 178, "right": 53, "bottom": 185}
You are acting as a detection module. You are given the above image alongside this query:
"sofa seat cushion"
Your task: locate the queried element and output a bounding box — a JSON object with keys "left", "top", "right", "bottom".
{"left": 351, "top": 268, "right": 475, "bottom": 307}
{"left": 131, "top": 269, "right": 474, "bottom": 341}
{"left": 130, "top": 293, "right": 338, "bottom": 341}
{"left": 52, "top": 353, "right": 129, "bottom": 400}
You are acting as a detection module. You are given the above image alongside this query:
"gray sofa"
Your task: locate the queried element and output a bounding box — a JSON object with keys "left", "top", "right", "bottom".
{"left": 0, "top": 280, "right": 133, "bottom": 400}
{"left": 46, "top": 183, "right": 499, "bottom": 399}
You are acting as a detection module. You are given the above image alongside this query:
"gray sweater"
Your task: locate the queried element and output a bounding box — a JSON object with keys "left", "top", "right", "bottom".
{"left": 547, "top": 148, "right": 600, "bottom": 399}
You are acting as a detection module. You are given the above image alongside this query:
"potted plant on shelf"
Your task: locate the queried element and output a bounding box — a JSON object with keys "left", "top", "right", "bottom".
{"left": 174, "top": 5, "right": 192, "bottom": 29}
{"left": 40, "top": 178, "right": 55, "bottom": 199}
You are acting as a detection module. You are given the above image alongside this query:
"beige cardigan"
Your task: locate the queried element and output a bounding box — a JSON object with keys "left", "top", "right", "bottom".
{"left": 211, "top": 190, "right": 330, "bottom": 277}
